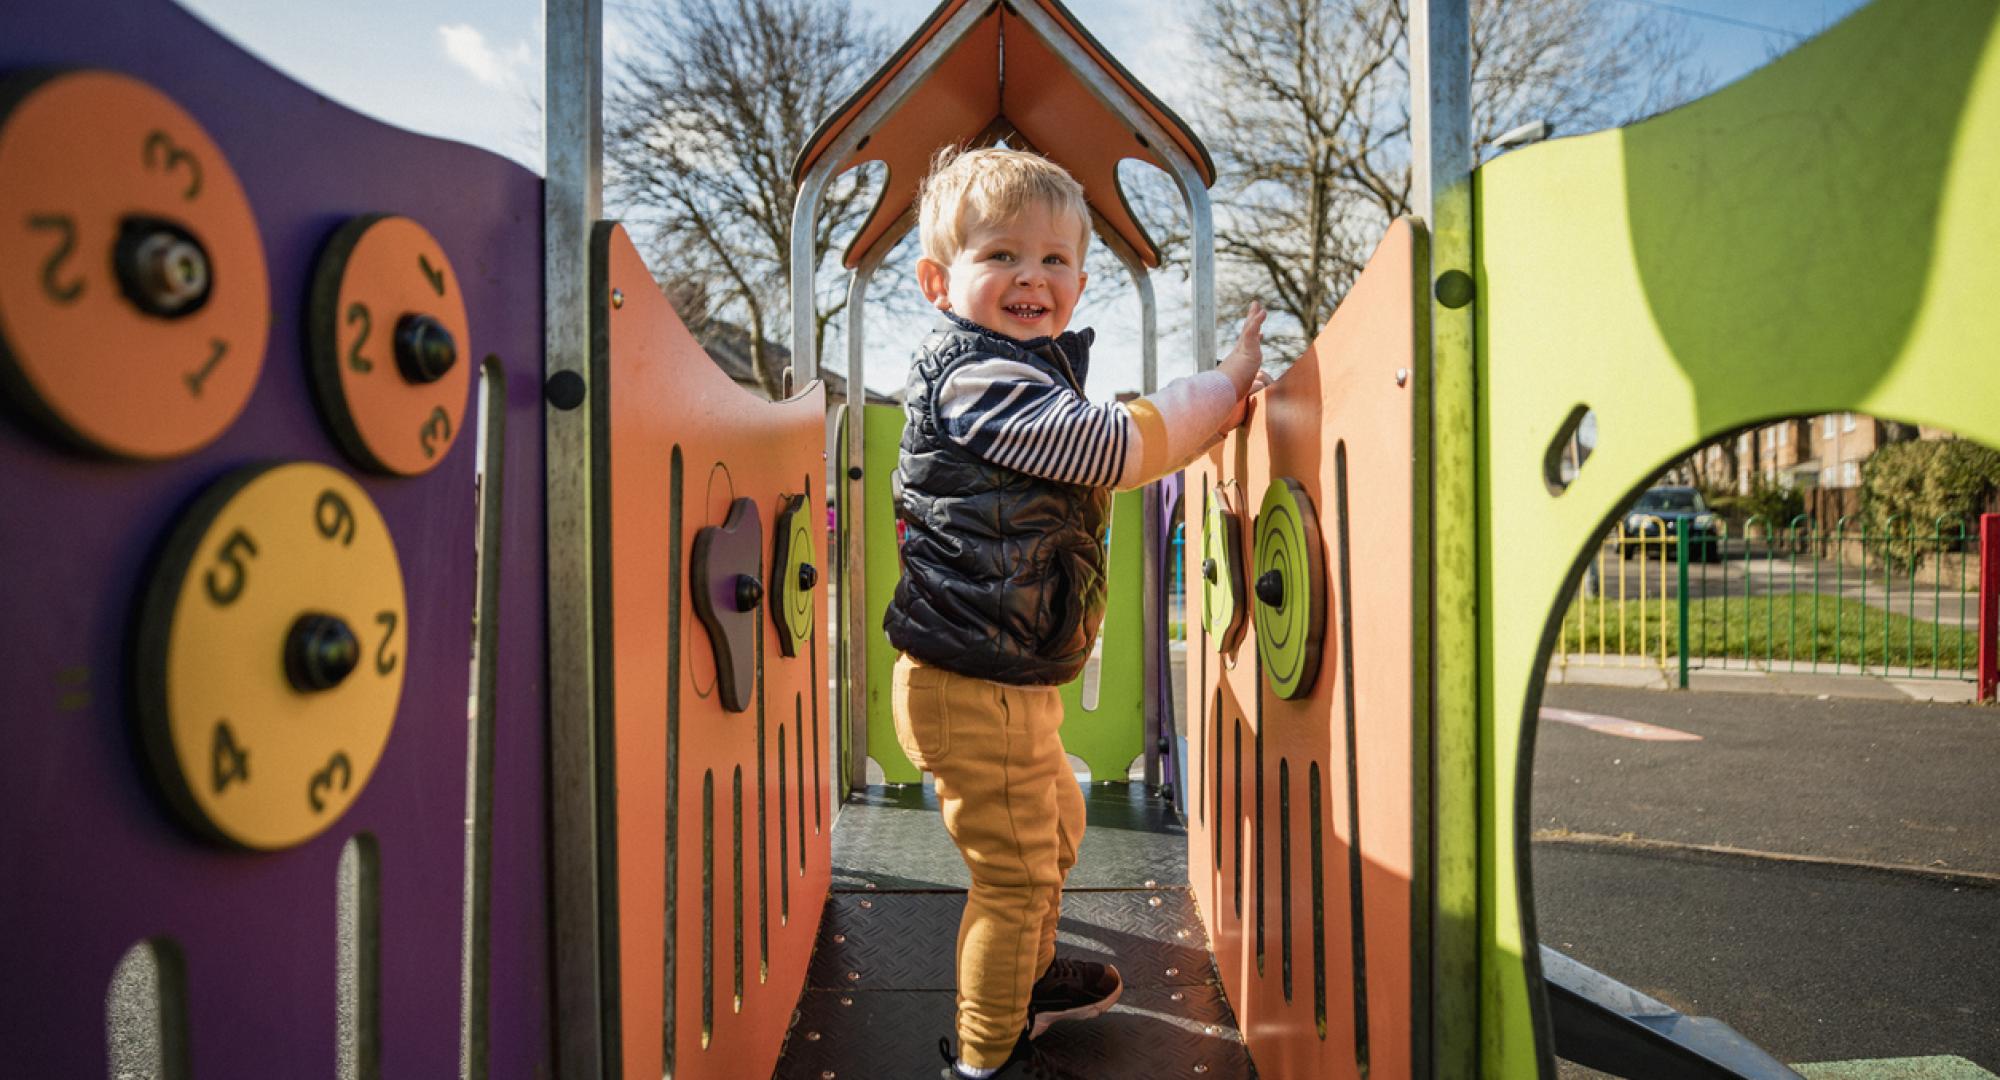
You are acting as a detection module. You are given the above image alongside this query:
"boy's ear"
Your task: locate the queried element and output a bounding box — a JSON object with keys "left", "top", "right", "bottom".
{"left": 916, "top": 257, "right": 952, "bottom": 311}
{"left": 1077, "top": 267, "right": 1088, "bottom": 296}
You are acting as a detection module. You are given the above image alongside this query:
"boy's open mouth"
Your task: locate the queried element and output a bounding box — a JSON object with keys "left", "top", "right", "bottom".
{"left": 1005, "top": 304, "right": 1048, "bottom": 319}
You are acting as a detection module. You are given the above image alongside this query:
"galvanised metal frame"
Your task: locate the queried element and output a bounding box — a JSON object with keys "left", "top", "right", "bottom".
{"left": 1411, "top": 0, "right": 1475, "bottom": 1074}
{"left": 544, "top": 0, "right": 608, "bottom": 1077}
{"left": 840, "top": 229, "right": 901, "bottom": 791}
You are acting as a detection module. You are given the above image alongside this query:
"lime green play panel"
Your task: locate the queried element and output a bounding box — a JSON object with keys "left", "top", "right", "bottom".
{"left": 1471, "top": 0, "right": 2000, "bottom": 1073}
{"left": 860, "top": 403, "right": 1146, "bottom": 784}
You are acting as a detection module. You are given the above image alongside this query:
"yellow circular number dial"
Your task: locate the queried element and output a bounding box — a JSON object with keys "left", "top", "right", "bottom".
{"left": 136, "top": 462, "right": 407, "bottom": 850}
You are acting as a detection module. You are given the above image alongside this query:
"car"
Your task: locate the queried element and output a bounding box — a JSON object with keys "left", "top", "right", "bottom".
{"left": 1618, "top": 486, "right": 1723, "bottom": 561}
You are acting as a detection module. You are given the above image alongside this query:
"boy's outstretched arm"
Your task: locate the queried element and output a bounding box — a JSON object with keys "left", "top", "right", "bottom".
{"left": 933, "top": 303, "right": 1270, "bottom": 491}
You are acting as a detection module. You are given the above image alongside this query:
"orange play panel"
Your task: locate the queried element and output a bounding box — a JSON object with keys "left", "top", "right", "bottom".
{"left": 597, "top": 223, "right": 831, "bottom": 1080}
{"left": 1184, "top": 219, "right": 1428, "bottom": 1078}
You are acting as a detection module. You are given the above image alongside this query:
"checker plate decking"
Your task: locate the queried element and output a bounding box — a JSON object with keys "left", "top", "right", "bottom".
{"left": 777, "top": 783, "right": 1257, "bottom": 1078}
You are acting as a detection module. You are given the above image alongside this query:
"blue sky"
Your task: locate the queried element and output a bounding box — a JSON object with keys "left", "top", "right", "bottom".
{"left": 173, "top": 0, "right": 1871, "bottom": 394}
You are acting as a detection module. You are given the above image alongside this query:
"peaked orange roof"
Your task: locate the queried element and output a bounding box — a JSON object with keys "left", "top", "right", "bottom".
{"left": 793, "top": 0, "right": 1213, "bottom": 269}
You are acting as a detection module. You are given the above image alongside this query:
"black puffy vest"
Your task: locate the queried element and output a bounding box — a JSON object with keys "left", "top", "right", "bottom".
{"left": 883, "top": 315, "right": 1112, "bottom": 685}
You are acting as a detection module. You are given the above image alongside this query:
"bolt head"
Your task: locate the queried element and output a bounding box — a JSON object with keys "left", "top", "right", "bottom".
{"left": 284, "top": 613, "right": 360, "bottom": 692}
{"left": 394, "top": 313, "right": 457, "bottom": 384}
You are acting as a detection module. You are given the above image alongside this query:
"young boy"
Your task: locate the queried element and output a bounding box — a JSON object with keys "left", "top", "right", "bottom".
{"left": 886, "top": 147, "right": 1267, "bottom": 1079}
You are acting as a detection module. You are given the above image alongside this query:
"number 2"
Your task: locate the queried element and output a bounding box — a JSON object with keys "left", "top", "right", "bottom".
{"left": 28, "top": 214, "right": 83, "bottom": 304}
{"left": 345, "top": 303, "right": 374, "bottom": 373}
{"left": 373, "top": 610, "right": 399, "bottom": 676}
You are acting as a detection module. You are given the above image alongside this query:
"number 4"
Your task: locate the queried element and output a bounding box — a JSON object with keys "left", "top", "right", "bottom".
{"left": 212, "top": 720, "right": 249, "bottom": 793}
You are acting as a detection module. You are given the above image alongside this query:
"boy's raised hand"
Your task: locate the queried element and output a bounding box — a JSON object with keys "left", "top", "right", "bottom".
{"left": 1217, "top": 301, "right": 1267, "bottom": 397}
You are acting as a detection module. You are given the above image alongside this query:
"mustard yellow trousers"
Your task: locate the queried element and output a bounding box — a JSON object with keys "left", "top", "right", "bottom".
{"left": 892, "top": 654, "right": 1087, "bottom": 1069}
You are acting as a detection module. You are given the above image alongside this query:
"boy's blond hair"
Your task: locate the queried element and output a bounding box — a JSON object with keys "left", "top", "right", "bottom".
{"left": 917, "top": 146, "right": 1091, "bottom": 263}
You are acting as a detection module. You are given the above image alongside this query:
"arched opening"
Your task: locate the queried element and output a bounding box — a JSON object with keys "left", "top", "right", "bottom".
{"left": 1522, "top": 415, "right": 2000, "bottom": 1075}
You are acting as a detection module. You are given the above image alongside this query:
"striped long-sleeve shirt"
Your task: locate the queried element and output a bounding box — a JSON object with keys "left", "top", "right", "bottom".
{"left": 934, "top": 356, "right": 1241, "bottom": 490}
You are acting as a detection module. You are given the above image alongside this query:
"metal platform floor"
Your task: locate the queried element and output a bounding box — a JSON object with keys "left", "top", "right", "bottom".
{"left": 775, "top": 782, "right": 1258, "bottom": 1078}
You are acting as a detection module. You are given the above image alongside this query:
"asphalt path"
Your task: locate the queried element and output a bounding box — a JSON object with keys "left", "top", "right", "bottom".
{"left": 1532, "top": 685, "right": 2000, "bottom": 874}
{"left": 1530, "top": 685, "right": 2000, "bottom": 1072}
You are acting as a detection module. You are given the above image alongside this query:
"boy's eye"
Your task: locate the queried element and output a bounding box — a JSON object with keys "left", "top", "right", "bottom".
{"left": 987, "top": 251, "right": 1014, "bottom": 263}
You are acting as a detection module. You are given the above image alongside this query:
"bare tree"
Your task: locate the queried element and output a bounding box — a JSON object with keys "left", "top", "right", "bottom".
{"left": 1189, "top": 0, "right": 1707, "bottom": 354}
{"left": 605, "top": 0, "right": 892, "bottom": 398}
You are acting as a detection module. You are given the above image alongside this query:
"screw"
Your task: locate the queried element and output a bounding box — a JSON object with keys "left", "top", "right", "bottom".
{"left": 1171, "top": 991, "right": 1185, "bottom": 1002}
{"left": 832, "top": 933, "right": 846, "bottom": 944}
{"left": 1395, "top": 368, "right": 1410, "bottom": 387}
{"left": 858, "top": 899, "right": 872, "bottom": 909}
{"left": 611, "top": 288, "right": 625, "bottom": 309}
{"left": 1144, "top": 879, "right": 1158, "bottom": 888}
{"left": 1176, "top": 929, "right": 1190, "bottom": 939}
{"left": 839, "top": 996, "right": 853, "bottom": 1006}
{"left": 805, "top": 1031, "right": 821, "bottom": 1042}
{"left": 1195, "top": 1066, "right": 1209, "bottom": 1074}
{"left": 846, "top": 971, "right": 860, "bottom": 981}
{"left": 1166, "top": 967, "right": 1179, "bottom": 977}
{"left": 1148, "top": 896, "right": 1162, "bottom": 907}
{"left": 114, "top": 217, "right": 211, "bottom": 317}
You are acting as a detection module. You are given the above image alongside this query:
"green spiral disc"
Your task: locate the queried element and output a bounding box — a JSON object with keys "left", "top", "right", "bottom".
{"left": 1199, "top": 487, "right": 1247, "bottom": 651}
{"left": 1253, "top": 477, "right": 1327, "bottom": 699}
{"left": 770, "top": 493, "right": 816, "bottom": 657}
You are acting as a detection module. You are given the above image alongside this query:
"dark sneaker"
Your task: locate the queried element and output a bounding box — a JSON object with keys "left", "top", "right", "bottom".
{"left": 937, "top": 1031, "right": 1078, "bottom": 1079}
{"left": 1028, "top": 956, "right": 1123, "bottom": 1038}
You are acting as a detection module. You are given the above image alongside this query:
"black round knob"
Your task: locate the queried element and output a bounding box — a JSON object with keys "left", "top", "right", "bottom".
{"left": 798, "top": 563, "right": 818, "bottom": 591}
{"left": 734, "top": 574, "right": 764, "bottom": 612}
{"left": 1201, "top": 557, "right": 1217, "bottom": 583}
{"left": 394, "top": 313, "right": 458, "bottom": 383}
{"left": 284, "top": 613, "right": 360, "bottom": 692}
{"left": 847, "top": 466, "right": 864, "bottom": 481}
{"left": 114, "top": 216, "right": 212, "bottom": 318}
{"left": 1254, "top": 569, "right": 1284, "bottom": 608}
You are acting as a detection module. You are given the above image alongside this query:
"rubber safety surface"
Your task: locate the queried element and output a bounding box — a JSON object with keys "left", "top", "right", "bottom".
{"left": 775, "top": 783, "right": 1257, "bottom": 1078}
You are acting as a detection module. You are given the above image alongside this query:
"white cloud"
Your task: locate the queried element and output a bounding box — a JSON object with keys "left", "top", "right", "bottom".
{"left": 438, "top": 22, "right": 532, "bottom": 88}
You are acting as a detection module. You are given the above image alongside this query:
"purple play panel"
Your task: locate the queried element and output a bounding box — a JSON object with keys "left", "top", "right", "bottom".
{"left": 0, "top": 2, "right": 550, "bottom": 1075}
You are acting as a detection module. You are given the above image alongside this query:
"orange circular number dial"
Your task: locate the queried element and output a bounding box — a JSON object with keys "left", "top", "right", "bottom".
{"left": 0, "top": 69, "right": 269, "bottom": 458}
{"left": 135, "top": 462, "right": 408, "bottom": 850}
{"left": 308, "top": 215, "right": 471, "bottom": 475}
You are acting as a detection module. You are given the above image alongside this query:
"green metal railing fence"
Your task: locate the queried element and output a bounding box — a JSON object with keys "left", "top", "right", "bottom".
{"left": 1558, "top": 514, "right": 1985, "bottom": 686}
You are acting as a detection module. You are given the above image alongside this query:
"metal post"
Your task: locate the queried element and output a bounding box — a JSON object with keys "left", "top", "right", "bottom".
{"left": 1979, "top": 514, "right": 1997, "bottom": 703}
{"left": 544, "top": 0, "right": 607, "bottom": 1076}
{"left": 1677, "top": 518, "right": 1691, "bottom": 690}
{"left": 842, "top": 254, "right": 889, "bottom": 790}
{"left": 1411, "top": 0, "right": 1475, "bottom": 1073}
{"left": 1098, "top": 228, "right": 1164, "bottom": 786}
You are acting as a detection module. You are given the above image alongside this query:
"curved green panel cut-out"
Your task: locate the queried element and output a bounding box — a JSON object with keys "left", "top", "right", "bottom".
{"left": 1473, "top": 2, "right": 2000, "bottom": 1074}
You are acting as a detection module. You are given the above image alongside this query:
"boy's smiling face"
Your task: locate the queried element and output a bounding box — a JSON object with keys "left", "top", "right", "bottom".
{"left": 917, "top": 201, "right": 1089, "bottom": 340}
